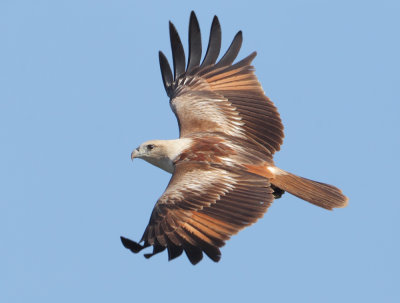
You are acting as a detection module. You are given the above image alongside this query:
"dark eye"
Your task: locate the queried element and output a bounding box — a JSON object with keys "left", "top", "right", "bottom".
{"left": 147, "top": 144, "right": 155, "bottom": 150}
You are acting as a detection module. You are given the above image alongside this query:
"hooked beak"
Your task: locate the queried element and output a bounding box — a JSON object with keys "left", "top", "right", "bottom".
{"left": 131, "top": 147, "right": 140, "bottom": 161}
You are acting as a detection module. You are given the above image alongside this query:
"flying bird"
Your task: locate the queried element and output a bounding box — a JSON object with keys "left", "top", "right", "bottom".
{"left": 121, "top": 12, "right": 348, "bottom": 265}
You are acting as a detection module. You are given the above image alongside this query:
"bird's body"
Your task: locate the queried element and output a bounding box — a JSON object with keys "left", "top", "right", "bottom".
{"left": 133, "top": 135, "right": 274, "bottom": 174}
{"left": 121, "top": 12, "right": 348, "bottom": 264}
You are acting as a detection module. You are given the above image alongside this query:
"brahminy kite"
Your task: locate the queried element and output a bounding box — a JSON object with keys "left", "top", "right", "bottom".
{"left": 121, "top": 12, "right": 348, "bottom": 265}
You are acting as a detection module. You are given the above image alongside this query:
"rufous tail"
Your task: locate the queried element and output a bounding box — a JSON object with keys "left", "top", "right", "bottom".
{"left": 270, "top": 167, "right": 348, "bottom": 210}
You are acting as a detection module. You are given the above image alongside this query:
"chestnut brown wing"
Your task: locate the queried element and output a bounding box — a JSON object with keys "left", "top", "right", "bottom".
{"left": 159, "top": 12, "right": 284, "bottom": 154}
{"left": 121, "top": 161, "right": 274, "bottom": 264}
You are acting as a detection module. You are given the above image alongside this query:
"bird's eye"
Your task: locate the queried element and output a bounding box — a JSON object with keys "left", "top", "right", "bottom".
{"left": 147, "top": 144, "right": 155, "bottom": 150}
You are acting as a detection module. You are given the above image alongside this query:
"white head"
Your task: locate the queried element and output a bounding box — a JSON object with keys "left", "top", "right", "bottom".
{"left": 131, "top": 138, "right": 192, "bottom": 173}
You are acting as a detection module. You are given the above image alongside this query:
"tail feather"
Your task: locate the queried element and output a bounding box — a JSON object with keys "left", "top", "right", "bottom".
{"left": 270, "top": 168, "right": 348, "bottom": 210}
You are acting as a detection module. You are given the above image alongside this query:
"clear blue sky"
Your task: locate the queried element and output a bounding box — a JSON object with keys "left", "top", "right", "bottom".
{"left": 1, "top": 1, "right": 399, "bottom": 302}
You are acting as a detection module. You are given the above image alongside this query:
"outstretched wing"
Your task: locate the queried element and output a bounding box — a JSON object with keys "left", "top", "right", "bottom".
{"left": 159, "top": 12, "right": 284, "bottom": 154}
{"left": 121, "top": 161, "right": 274, "bottom": 264}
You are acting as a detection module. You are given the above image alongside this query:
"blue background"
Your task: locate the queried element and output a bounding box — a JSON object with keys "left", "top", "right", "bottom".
{"left": 1, "top": 1, "right": 399, "bottom": 302}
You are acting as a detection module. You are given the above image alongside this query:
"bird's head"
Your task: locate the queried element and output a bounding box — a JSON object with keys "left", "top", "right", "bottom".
{"left": 131, "top": 139, "right": 180, "bottom": 173}
{"left": 130, "top": 138, "right": 192, "bottom": 173}
{"left": 131, "top": 140, "right": 166, "bottom": 161}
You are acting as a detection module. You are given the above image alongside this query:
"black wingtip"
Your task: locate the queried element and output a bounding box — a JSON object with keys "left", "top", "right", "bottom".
{"left": 169, "top": 21, "right": 186, "bottom": 80}
{"left": 120, "top": 236, "right": 146, "bottom": 253}
{"left": 185, "top": 248, "right": 203, "bottom": 265}
{"left": 159, "top": 50, "right": 173, "bottom": 96}
{"left": 143, "top": 245, "right": 166, "bottom": 259}
{"left": 167, "top": 244, "right": 184, "bottom": 261}
{"left": 215, "top": 30, "right": 243, "bottom": 68}
{"left": 225, "top": 51, "right": 257, "bottom": 72}
{"left": 203, "top": 247, "right": 222, "bottom": 263}
{"left": 187, "top": 10, "right": 202, "bottom": 73}
{"left": 201, "top": 15, "right": 222, "bottom": 67}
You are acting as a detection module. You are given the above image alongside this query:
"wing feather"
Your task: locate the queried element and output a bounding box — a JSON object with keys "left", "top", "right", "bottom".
{"left": 182, "top": 223, "right": 222, "bottom": 262}
{"left": 175, "top": 229, "right": 204, "bottom": 265}
{"left": 166, "top": 240, "right": 184, "bottom": 261}
{"left": 214, "top": 31, "right": 242, "bottom": 68}
{"left": 122, "top": 161, "right": 274, "bottom": 264}
{"left": 201, "top": 16, "right": 221, "bottom": 67}
{"left": 169, "top": 21, "right": 186, "bottom": 80}
{"left": 159, "top": 51, "right": 173, "bottom": 97}
{"left": 160, "top": 12, "right": 284, "bottom": 154}
{"left": 187, "top": 11, "right": 202, "bottom": 73}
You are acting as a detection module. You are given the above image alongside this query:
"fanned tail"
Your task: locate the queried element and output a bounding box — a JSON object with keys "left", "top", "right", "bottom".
{"left": 270, "top": 167, "right": 348, "bottom": 210}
